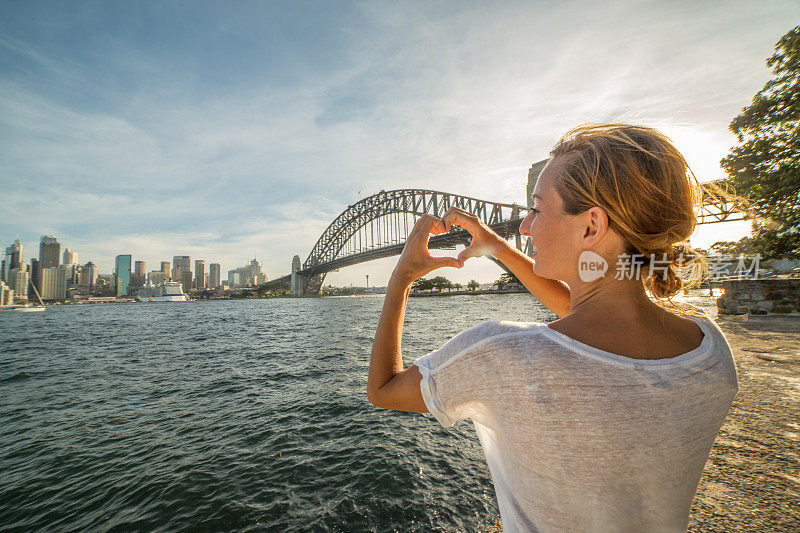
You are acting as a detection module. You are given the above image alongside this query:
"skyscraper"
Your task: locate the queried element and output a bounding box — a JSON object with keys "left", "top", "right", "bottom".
{"left": 115, "top": 255, "right": 132, "bottom": 297}
{"left": 173, "top": 256, "right": 191, "bottom": 291}
{"left": 79, "top": 262, "right": 98, "bottom": 291}
{"left": 161, "top": 261, "right": 171, "bottom": 280}
{"left": 39, "top": 236, "right": 60, "bottom": 268}
{"left": 8, "top": 269, "right": 29, "bottom": 302}
{"left": 2, "top": 239, "right": 23, "bottom": 282}
{"left": 63, "top": 248, "right": 78, "bottom": 265}
{"left": 29, "top": 258, "right": 42, "bottom": 300}
{"left": 62, "top": 248, "right": 78, "bottom": 284}
{"left": 41, "top": 266, "right": 68, "bottom": 300}
{"left": 133, "top": 261, "right": 147, "bottom": 289}
{"left": 209, "top": 263, "right": 221, "bottom": 289}
{"left": 195, "top": 260, "right": 205, "bottom": 289}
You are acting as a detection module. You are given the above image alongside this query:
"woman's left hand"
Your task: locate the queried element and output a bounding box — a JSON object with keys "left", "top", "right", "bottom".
{"left": 390, "top": 214, "right": 463, "bottom": 286}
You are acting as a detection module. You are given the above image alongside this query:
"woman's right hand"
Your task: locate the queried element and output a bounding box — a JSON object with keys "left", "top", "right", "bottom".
{"left": 441, "top": 206, "right": 507, "bottom": 264}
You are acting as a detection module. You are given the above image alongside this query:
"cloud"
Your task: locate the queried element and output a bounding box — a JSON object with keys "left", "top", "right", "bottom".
{"left": 1, "top": 0, "right": 797, "bottom": 283}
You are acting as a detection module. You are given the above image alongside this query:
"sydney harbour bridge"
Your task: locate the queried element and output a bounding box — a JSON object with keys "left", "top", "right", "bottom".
{"left": 270, "top": 170, "right": 748, "bottom": 296}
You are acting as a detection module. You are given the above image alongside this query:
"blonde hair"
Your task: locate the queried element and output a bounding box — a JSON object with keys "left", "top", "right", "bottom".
{"left": 548, "top": 123, "right": 752, "bottom": 316}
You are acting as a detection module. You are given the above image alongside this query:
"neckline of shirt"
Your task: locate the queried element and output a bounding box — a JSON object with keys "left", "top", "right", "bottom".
{"left": 536, "top": 314, "right": 715, "bottom": 368}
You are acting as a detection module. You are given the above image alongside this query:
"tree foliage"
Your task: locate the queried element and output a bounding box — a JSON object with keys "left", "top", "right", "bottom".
{"left": 721, "top": 26, "right": 800, "bottom": 259}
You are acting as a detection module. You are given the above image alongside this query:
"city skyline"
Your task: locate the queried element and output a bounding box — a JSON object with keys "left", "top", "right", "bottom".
{"left": 1, "top": 2, "right": 797, "bottom": 285}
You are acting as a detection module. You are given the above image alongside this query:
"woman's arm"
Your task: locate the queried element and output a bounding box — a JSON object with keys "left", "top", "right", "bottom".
{"left": 442, "top": 207, "right": 571, "bottom": 318}
{"left": 492, "top": 240, "right": 571, "bottom": 318}
{"left": 366, "top": 214, "right": 461, "bottom": 412}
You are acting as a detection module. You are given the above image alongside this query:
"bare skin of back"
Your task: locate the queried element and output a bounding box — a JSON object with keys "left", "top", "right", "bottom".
{"left": 546, "top": 301, "right": 706, "bottom": 360}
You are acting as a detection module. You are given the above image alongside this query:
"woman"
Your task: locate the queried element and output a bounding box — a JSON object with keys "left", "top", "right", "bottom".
{"left": 366, "top": 123, "right": 739, "bottom": 532}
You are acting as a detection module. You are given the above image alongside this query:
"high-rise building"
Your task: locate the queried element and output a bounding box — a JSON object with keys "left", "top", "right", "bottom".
{"left": 41, "top": 266, "right": 67, "bottom": 300}
{"left": 209, "top": 263, "right": 221, "bottom": 289}
{"left": 161, "top": 261, "right": 171, "bottom": 280}
{"left": 8, "top": 268, "right": 29, "bottom": 302}
{"left": 39, "top": 236, "right": 60, "bottom": 268}
{"left": 0, "top": 280, "right": 12, "bottom": 306}
{"left": 78, "top": 262, "right": 98, "bottom": 291}
{"left": 229, "top": 258, "right": 268, "bottom": 287}
{"left": 173, "top": 256, "right": 191, "bottom": 291}
{"left": 2, "top": 239, "right": 23, "bottom": 282}
{"left": 195, "top": 260, "right": 205, "bottom": 289}
{"left": 132, "top": 260, "right": 147, "bottom": 289}
{"left": 61, "top": 248, "right": 79, "bottom": 284}
{"left": 63, "top": 248, "right": 78, "bottom": 265}
{"left": 148, "top": 270, "right": 167, "bottom": 285}
{"left": 29, "top": 258, "right": 42, "bottom": 300}
{"left": 115, "top": 255, "right": 132, "bottom": 297}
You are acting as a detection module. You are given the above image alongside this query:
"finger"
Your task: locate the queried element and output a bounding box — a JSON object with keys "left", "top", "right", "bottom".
{"left": 428, "top": 217, "right": 448, "bottom": 236}
{"left": 457, "top": 241, "right": 493, "bottom": 263}
{"left": 442, "top": 207, "right": 480, "bottom": 233}
{"left": 431, "top": 255, "right": 463, "bottom": 269}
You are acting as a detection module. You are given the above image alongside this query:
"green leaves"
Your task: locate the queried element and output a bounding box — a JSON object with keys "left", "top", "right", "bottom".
{"left": 721, "top": 25, "right": 800, "bottom": 259}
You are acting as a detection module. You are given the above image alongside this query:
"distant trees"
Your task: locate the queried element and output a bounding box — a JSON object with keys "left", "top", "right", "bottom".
{"left": 467, "top": 280, "right": 480, "bottom": 291}
{"left": 411, "top": 277, "right": 466, "bottom": 292}
{"left": 721, "top": 25, "right": 800, "bottom": 259}
{"left": 710, "top": 238, "right": 757, "bottom": 256}
{"left": 493, "top": 272, "right": 522, "bottom": 290}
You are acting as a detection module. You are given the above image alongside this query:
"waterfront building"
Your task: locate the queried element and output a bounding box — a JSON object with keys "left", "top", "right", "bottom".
{"left": 161, "top": 261, "right": 171, "bottom": 280}
{"left": 227, "top": 270, "right": 241, "bottom": 287}
{"left": 78, "top": 262, "right": 99, "bottom": 291}
{"left": 40, "top": 236, "right": 60, "bottom": 268}
{"left": 181, "top": 271, "right": 193, "bottom": 293}
{"left": 41, "top": 266, "right": 68, "bottom": 300}
{"left": 133, "top": 260, "right": 147, "bottom": 289}
{"left": 2, "top": 239, "right": 23, "bottom": 282}
{"left": 195, "top": 260, "right": 205, "bottom": 289}
{"left": 62, "top": 248, "right": 79, "bottom": 284}
{"left": 63, "top": 248, "right": 78, "bottom": 265}
{"left": 115, "top": 255, "right": 132, "bottom": 297}
{"left": 29, "top": 258, "right": 42, "bottom": 300}
{"left": 148, "top": 270, "right": 167, "bottom": 285}
{"left": 228, "top": 258, "right": 268, "bottom": 287}
{"left": 172, "top": 256, "right": 191, "bottom": 289}
{"left": 0, "top": 280, "right": 12, "bottom": 306}
{"left": 9, "top": 268, "right": 30, "bottom": 302}
{"left": 95, "top": 274, "right": 115, "bottom": 296}
{"left": 209, "top": 263, "right": 221, "bottom": 289}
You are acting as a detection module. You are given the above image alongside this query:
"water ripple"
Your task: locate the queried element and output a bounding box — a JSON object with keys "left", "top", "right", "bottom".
{"left": 0, "top": 294, "right": 555, "bottom": 531}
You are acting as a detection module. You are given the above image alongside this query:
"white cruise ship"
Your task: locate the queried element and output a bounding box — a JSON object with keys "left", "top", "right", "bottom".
{"left": 136, "top": 281, "right": 187, "bottom": 302}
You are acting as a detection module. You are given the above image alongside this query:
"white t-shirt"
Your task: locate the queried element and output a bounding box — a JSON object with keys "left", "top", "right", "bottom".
{"left": 413, "top": 303, "right": 738, "bottom": 532}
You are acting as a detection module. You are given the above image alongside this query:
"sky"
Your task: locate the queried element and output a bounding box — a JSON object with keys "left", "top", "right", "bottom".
{"left": 1, "top": 0, "right": 796, "bottom": 286}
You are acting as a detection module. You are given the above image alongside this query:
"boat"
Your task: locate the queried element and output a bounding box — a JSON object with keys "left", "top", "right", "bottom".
{"left": 136, "top": 281, "right": 187, "bottom": 302}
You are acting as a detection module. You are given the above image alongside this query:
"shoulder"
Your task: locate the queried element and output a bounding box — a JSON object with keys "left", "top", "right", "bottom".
{"left": 413, "top": 319, "right": 546, "bottom": 372}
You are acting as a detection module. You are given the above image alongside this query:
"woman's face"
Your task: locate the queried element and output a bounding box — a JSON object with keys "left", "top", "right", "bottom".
{"left": 519, "top": 158, "right": 581, "bottom": 282}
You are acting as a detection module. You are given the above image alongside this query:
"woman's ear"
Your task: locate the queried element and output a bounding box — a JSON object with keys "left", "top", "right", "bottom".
{"left": 580, "top": 206, "right": 609, "bottom": 248}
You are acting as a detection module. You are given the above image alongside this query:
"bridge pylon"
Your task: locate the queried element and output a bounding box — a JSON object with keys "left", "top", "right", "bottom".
{"left": 290, "top": 255, "right": 308, "bottom": 296}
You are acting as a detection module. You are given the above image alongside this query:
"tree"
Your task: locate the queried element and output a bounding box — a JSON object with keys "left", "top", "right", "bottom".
{"left": 467, "top": 279, "right": 480, "bottom": 291}
{"left": 411, "top": 277, "right": 433, "bottom": 292}
{"left": 429, "top": 276, "right": 451, "bottom": 292}
{"left": 498, "top": 272, "right": 521, "bottom": 286}
{"left": 710, "top": 237, "right": 757, "bottom": 256}
{"left": 454, "top": 282, "right": 463, "bottom": 291}
{"left": 721, "top": 26, "right": 800, "bottom": 259}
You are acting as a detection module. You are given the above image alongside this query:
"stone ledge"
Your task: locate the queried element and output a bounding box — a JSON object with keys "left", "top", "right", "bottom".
{"left": 717, "top": 278, "right": 800, "bottom": 316}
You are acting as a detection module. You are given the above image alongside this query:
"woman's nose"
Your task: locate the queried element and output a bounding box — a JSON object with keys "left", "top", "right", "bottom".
{"left": 519, "top": 213, "right": 533, "bottom": 236}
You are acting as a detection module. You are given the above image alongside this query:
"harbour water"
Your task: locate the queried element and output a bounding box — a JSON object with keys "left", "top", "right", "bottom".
{"left": 1, "top": 293, "right": 558, "bottom": 531}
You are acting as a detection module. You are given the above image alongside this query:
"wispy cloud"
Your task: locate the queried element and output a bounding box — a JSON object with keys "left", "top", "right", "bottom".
{"left": 0, "top": 0, "right": 797, "bottom": 282}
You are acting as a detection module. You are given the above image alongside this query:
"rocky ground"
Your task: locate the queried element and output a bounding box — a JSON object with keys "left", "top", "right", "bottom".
{"left": 485, "top": 296, "right": 799, "bottom": 532}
